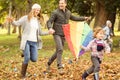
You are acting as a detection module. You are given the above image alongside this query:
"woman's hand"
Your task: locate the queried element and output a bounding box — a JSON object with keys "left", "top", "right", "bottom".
{"left": 6, "top": 16, "right": 14, "bottom": 23}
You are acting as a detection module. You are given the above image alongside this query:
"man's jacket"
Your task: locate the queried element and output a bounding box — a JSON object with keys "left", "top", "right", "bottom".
{"left": 47, "top": 8, "right": 85, "bottom": 36}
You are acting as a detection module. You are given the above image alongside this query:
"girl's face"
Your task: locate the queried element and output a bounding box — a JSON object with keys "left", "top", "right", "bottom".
{"left": 33, "top": 8, "right": 40, "bottom": 17}
{"left": 96, "top": 30, "right": 105, "bottom": 40}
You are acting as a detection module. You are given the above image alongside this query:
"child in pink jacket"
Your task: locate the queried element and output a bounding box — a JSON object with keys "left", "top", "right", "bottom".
{"left": 81, "top": 27, "right": 110, "bottom": 80}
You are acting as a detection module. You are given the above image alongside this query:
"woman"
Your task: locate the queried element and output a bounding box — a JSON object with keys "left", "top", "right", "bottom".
{"left": 8, "top": 3, "right": 51, "bottom": 78}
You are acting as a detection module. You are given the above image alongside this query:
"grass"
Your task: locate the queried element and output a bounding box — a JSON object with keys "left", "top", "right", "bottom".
{"left": 0, "top": 28, "right": 120, "bottom": 57}
{"left": 0, "top": 28, "right": 120, "bottom": 61}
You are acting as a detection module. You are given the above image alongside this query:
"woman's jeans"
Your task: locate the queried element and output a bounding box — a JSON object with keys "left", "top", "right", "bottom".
{"left": 23, "top": 41, "right": 38, "bottom": 64}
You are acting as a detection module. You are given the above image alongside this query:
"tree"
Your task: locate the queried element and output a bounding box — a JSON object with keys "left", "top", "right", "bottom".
{"left": 0, "top": 0, "right": 120, "bottom": 35}
{"left": 27, "top": 0, "right": 32, "bottom": 13}
{"left": 0, "top": 0, "right": 29, "bottom": 36}
{"left": 8, "top": 1, "right": 12, "bottom": 35}
{"left": 64, "top": 0, "right": 120, "bottom": 35}
{"left": 90, "top": 0, "right": 119, "bottom": 35}
{"left": 116, "top": 1, "right": 120, "bottom": 31}
{"left": 67, "top": 0, "right": 95, "bottom": 24}
{"left": 94, "top": 0, "right": 107, "bottom": 28}
{"left": 118, "top": 19, "right": 120, "bottom": 31}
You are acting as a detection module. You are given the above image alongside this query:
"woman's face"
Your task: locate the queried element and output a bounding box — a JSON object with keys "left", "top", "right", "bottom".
{"left": 96, "top": 30, "right": 105, "bottom": 40}
{"left": 33, "top": 8, "right": 40, "bottom": 17}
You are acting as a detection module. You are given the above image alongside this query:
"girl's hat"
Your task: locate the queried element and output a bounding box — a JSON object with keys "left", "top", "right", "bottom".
{"left": 32, "top": 3, "right": 41, "bottom": 9}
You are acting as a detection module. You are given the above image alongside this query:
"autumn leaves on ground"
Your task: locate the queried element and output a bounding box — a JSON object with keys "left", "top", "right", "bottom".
{"left": 0, "top": 33, "right": 120, "bottom": 80}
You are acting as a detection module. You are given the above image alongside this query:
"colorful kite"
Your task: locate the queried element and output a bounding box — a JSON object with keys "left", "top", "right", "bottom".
{"left": 62, "top": 22, "right": 93, "bottom": 58}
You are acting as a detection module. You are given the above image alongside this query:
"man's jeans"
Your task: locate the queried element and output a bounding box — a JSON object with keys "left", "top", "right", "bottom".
{"left": 23, "top": 41, "right": 38, "bottom": 64}
{"left": 48, "top": 35, "right": 65, "bottom": 68}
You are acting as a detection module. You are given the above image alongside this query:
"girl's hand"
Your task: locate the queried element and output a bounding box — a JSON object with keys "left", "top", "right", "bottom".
{"left": 80, "top": 45, "right": 82, "bottom": 49}
{"left": 80, "top": 45, "right": 84, "bottom": 49}
{"left": 80, "top": 45, "right": 86, "bottom": 51}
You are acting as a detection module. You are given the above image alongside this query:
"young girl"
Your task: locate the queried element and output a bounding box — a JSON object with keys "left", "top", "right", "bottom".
{"left": 8, "top": 4, "right": 52, "bottom": 78}
{"left": 81, "top": 27, "right": 110, "bottom": 80}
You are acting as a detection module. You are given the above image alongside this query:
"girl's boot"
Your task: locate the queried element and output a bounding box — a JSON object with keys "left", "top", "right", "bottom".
{"left": 94, "top": 72, "right": 99, "bottom": 80}
{"left": 82, "top": 71, "right": 89, "bottom": 80}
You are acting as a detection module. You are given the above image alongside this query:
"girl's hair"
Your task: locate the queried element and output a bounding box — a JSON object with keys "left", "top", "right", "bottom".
{"left": 93, "top": 27, "right": 104, "bottom": 38}
{"left": 27, "top": 9, "right": 44, "bottom": 23}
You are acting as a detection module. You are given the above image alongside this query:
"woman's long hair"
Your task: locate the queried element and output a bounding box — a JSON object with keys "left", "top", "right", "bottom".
{"left": 27, "top": 9, "right": 44, "bottom": 24}
{"left": 37, "top": 10, "right": 44, "bottom": 24}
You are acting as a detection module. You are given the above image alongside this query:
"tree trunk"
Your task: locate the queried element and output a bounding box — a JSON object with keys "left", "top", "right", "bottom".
{"left": 118, "top": 20, "right": 120, "bottom": 31}
{"left": 17, "top": 0, "right": 32, "bottom": 39}
{"left": 107, "top": 8, "right": 116, "bottom": 36}
{"left": 17, "top": 9, "right": 22, "bottom": 39}
{"left": 27, "top": 0, "right": 32, "bottom": 13}
{"left": 67, "top": 0, "right": 76, "bottom": 11}
{"left": 94, "top": 1, "right": 108, "bottom": 28}
{"left": 94, "top": 0, "right": 117, "bottom": 36}
{"left": 8, "top": 2, "right": 12, "bottom": 35}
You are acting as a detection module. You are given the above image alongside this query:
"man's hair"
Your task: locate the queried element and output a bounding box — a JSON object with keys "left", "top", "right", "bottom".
{"left": 64, "top": 0, "right": 67, "bottom": 3}
{"left": 60, "top": 0, "right": 67, "bottom": 3}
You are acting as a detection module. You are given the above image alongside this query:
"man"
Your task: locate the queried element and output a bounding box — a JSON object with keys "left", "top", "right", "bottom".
{"left": 46, "top": 0, "right": 90, "bottom": 74}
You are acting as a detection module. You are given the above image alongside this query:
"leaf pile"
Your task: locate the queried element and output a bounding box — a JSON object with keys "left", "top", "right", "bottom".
{"left": 0, "top": 53, "right": 120, "bottom": 80}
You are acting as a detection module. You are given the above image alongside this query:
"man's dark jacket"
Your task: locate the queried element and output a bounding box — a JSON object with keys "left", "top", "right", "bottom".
{"left": 47, "top": 8, "right": 85, "bottom": 36}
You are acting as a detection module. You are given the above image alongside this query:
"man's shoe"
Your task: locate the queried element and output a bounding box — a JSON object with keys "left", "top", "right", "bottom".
{"left": 46, "top": 63, "right": 51, "bottom": 73}
{"left": 58, "top": 68, "right": 64, "bottom": 75}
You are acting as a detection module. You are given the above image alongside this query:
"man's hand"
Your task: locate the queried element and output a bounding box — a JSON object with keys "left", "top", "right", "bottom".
{"left": 49, "top": 28, "right": 55, "bottom": 34}
{"left": 85, "top": 16, "right": 91, "bottom": 21}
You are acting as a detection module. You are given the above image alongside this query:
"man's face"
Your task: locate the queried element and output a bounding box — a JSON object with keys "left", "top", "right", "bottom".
{"left": 59, "top": 0, "right": 67, "bottom": 10}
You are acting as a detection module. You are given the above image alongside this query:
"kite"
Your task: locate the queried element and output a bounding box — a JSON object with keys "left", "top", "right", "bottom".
{"left": 62, "top": 22, "right": 93, "bottom": 58}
